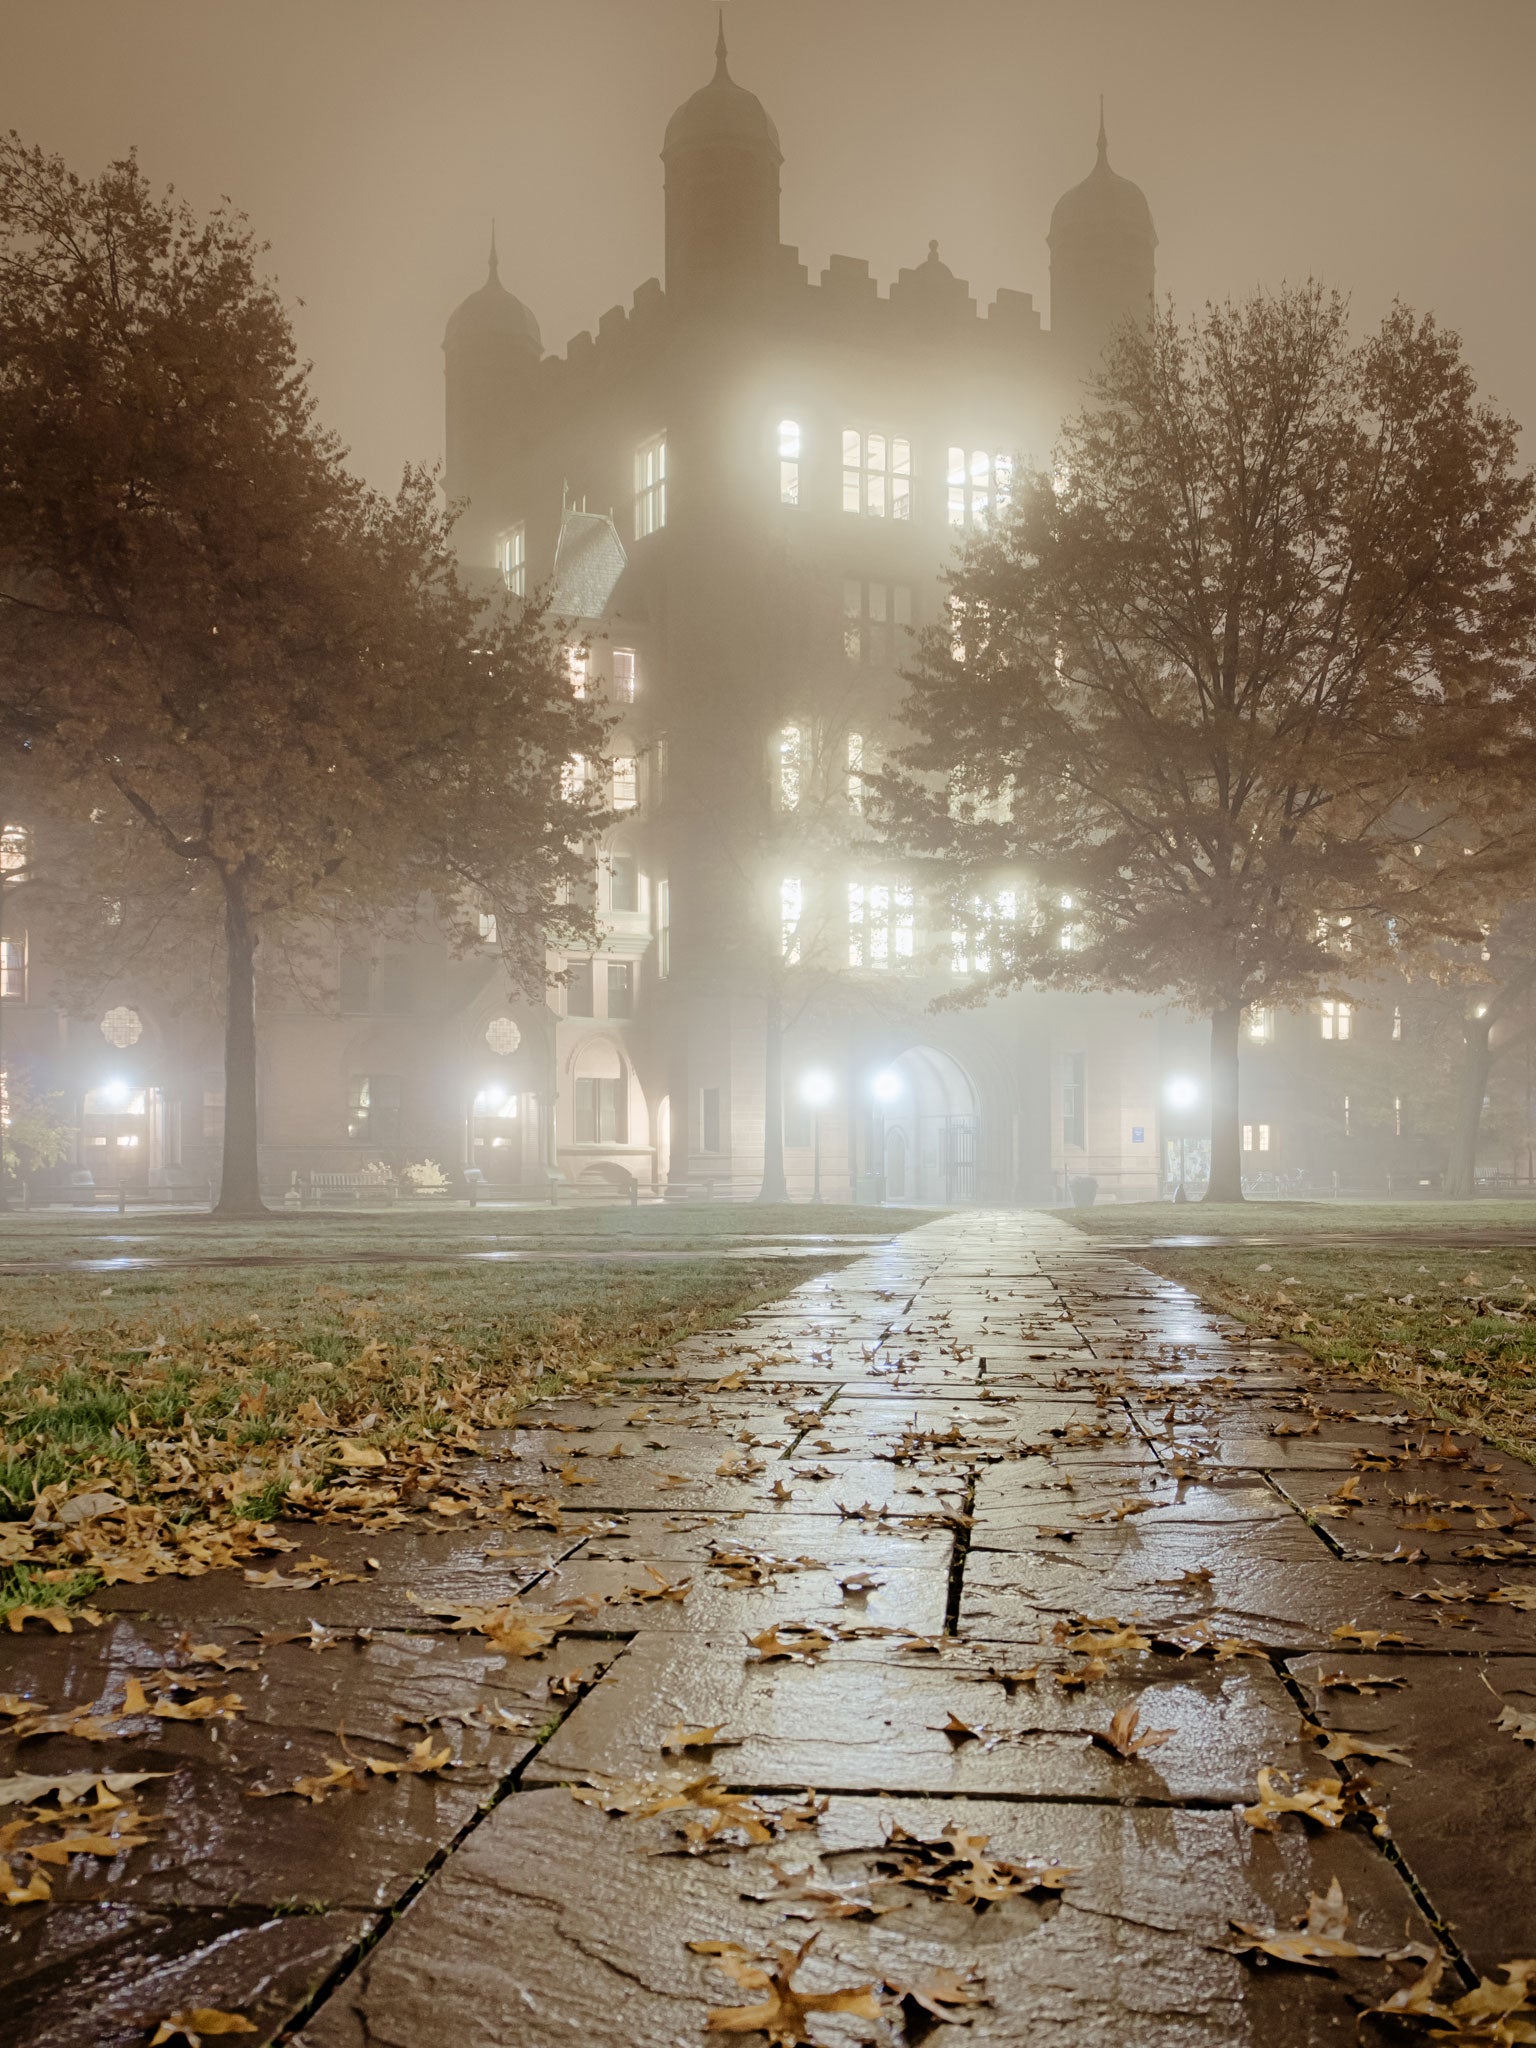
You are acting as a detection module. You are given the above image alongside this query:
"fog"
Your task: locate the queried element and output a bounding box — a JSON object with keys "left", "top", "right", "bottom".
{"left": 8, "top": 0, "right": 1535, "bottom": 487}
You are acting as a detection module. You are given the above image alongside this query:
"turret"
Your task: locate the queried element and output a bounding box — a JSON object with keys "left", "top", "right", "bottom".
{"left": 661, "top": 19, "right": 782, "bottom": 304}
{"left": 442, "top": 230, "right": 542, "bottom": 555}
{"left": 1048, "top": 105, "right": 1156, "bottom": 370}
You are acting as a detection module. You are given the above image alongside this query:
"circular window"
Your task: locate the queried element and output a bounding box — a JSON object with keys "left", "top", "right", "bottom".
{"left": 100, "top": 1005, "right": 143, "bottom": 1049}
{"left": 485, "top": 1016, "right": 522, "bottom": 1056}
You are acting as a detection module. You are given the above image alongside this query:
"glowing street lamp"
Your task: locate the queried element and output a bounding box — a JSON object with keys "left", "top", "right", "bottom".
{"left": 1164, "top": 1075, "right": 1200, "bottom": 1200}
{"left": 871, "top": 1070, "right": 902, "bottom": 1105}
{"left": 799, "top": 1069, "right": 835, "bottom": 1203}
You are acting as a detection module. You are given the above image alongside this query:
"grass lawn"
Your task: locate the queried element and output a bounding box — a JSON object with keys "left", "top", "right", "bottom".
{"left": 1059, "top": 1200, "right": 1536, "bottom": 1459}
{"left": 0, "top": 1207, "right": 940, "bottom": 1617}
{"left": 0, "top": 1200, "right": 927, "bottom": 1265}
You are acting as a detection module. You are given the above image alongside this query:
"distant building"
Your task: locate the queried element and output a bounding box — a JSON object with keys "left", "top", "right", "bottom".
{"left": 0, "top": 34, "right": 1451, "bottom": 1204}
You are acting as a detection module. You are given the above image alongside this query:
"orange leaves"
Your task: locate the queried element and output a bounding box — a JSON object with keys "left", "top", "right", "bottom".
{"left": 1090, "top": 1703, "right": 1174, "bottom": 1760}
{"left": 249, "top": 1735, "right": 452, "bottom": 1803}
{"left": 691, "top": 1935, "right": 882, "bottom": 2045}
{"left": 407, "top": 1596, "right": 574, "bottom": 1658}
{"left": 121, "top": 1675, "right": 244, "bottom": 1723}
{"left": 149, "top": 2012, "right": 258, "bottom": 2045}
{"left": 1241, "top": 1766, "right": 1349, "bottom": 1833}
{"left": 1228, "top": 1877, "right": 1406, "bottom": 1970}
{"left": 746, "top": 1623, "right": 834, "bottom": 1665}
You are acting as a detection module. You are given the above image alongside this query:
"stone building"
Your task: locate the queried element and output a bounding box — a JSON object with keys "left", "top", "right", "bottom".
{"left": 0, "top": 33, "right": 1448, "bottom": 1204}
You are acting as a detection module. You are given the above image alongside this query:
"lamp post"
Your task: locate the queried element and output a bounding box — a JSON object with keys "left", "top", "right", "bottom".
{"left": 871, "top": 1068, "right": 901, "bottom": 1206}
{"left": 799, "top": 1069, "right": 835, "bottom": 1204}
{"left": 1164, "top": 1075, "right": 1199, "bottom": 1202}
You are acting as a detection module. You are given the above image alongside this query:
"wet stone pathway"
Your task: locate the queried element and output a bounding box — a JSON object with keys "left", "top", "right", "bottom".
{"left": 5, "top": 1210, "right": 1536, "bottom": 2045}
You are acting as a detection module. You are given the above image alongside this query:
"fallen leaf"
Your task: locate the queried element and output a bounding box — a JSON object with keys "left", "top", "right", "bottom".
{"left": 692, "top": 1933, "right": 882, "bottom": 2043}
{"left": 1331, "top": 1625, "right": 1411, "bottom": 1651}
{"left": 1240, "top": 1766, "right": 1348, "bottom": 1832}
{"left": 0, "top": 1770, "right": 168, "bottom": 1810}
{"left": 1229, "top": 1877, "right": 1389, "bottom": 1970}
{"left": 1496, "top": 1705, "right": 1536, "bottom": 1745}
{"left": 121, "top": 1677, "right": 244, "bottom": 1723}
{"left": 746, "top": 1623, "right": 834, "bottom": 1665}
{"left": 660, "top": 1724, "right": 738, "bottom": 1756}
{"left": 1302, "top": 1720, "right": 1412, "bottom": 1768}
{"left": 1091, "top": 1704, "right": 1174, "bottom": 1760}
{"left": 149, "top": 2013, "right": 258, "bottom": 2045}
{"left": 889, "top": 1965, "right": 989, "bottom": 2023}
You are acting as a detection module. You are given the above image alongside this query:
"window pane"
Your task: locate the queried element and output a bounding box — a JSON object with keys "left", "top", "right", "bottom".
{"left": 947, "top": 446, "right": 964, "bottom": 486}
{"left": 892, "top": 439, "right": 910, "bottom": 475}
{"left": 607, "top": 961, "right": 634, "bottom": 1018}
{"left": 843, "top": 472, "right": 862, "bottom": 514}
{"left": 868, "top": 474, "right": 886, "bottom": 517}
{"left": 893, "top": 585, "right": 912, "bottom": 625}
{"left": 869, "top": 584, "right": 887, "bottom": 622}
{"left": 780, "top": 460, "right": 799, "bottom": 505}
{"left": 867, "top": 434, "right": 886, "bottom": 473}
{"left": 778, "top": 418, "right": 801, "bottom": 459}
{"left": 610, "top": 854, "right": 639, "bottom": 911}
{"left": 842, "top": 428, "right": 860, "bottom": 466}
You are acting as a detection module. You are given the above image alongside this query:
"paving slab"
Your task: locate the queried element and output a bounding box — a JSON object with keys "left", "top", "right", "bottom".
{"left": 296, "top": 1787, "right": 1438, "bottom": 2048}
{"left": 0, "top": 1617, "right": 613, "bottom": 1912}
{"left": 1, "top": 1904, "right": 372, "bottom": 2048}
{"left": 1287, "top": 1651, "right": 1536, "bottom": 1974}
{"left": 525, "top": 1633, "right": 1319, "bottom": 1802}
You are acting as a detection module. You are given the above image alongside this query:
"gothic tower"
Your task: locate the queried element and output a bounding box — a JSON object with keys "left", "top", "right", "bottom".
{"left": 661, "top": 19, "right": 782, "bottom": 303}
{"left": 1048, "top": 106, "right": 1157, "bottom": 369}
{"left": 442, "top": 231, "right": 542, "bottom": 557}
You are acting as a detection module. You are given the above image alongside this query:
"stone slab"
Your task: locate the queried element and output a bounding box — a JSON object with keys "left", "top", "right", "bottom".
{"left": 525, "top": 1633, "right": 1318, "bottom": 1803}
{"left": 296, "top": 1787, "right": 1437, "bottom": 2048}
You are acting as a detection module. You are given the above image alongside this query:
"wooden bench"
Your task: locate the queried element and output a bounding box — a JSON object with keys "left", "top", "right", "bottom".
{"left": 302, "top": 1169, "right": 396, "bottom": 1207}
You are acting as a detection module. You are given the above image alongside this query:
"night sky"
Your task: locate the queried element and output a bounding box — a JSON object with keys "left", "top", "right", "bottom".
{"left": 11, "top": 0, "right": 1533, "bottom": 490}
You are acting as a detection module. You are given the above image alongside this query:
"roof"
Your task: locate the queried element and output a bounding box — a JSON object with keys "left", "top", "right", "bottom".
{"left": 662, "top": 21, "right": 782, "bottom": 162}
{"left": 550, "top": 511, "right": 628, "bottom": 621}
{"left": 1048, "top": 113, "right": 1157, "bottom": 249}
{"left": 443, "top": 238, "right": 542, "bottom": 354}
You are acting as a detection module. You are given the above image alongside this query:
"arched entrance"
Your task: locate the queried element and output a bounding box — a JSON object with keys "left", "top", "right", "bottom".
{"left": 874, "top": 1046, "right": 979, "bottom": 1204}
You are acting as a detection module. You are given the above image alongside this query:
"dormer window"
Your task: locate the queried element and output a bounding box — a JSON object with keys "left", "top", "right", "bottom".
{"left": 842, "top": 429, "right": 911, "bottom": 519}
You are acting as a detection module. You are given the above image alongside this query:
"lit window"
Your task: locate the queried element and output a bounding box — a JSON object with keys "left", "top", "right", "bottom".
{"left": 610, "top": 853, "right": 639, "bottom": 912}
{"left": 780, "top": 877, "right": 802, "bottom": 963}
{"left": 0, "top": 824, "right": 28, "bottom": 875}
{"left": 656, "top": 878, "right": 670, "bottom": 978}
{"left": 778, "top": 419, "right": 801, "bottom": 505}
{"left": 566, "top": 645, "right": 590, "bottom": 697}
{"left": 947, "top": 447, "right": 1013, "bottom": 528}
{"left": 843, "top": 579, "right": 913, "bottom": 665}
{"left": 848, "top": 880, "right": 913, "bottom": 970}
{"left": 612, "top": 648, "right": 636, "bottom": 702}
{"left": 1321, "top": 1000, "right": 1352, "bottom": 1041}
{"left": 1242, "top": 1124, "right": 1254, "bottom": 1151}
{"left": 495, "top": 523, "right": 526, "bottom": 596}
{"left": 952, "top": 888, "right": 1017, "bottom": 974}
{"left": 606, "top": 960, "right": 634, "bottom": 1020}
{"left": 778, "top": 724, "right": 802, "bottom": 811}
{"left": 485, "top": 1016, "right": 521, "bottom": 1054}
{"left": 1058, "top": 894, "right": 1081, "bottom": 953}
{"left": 562, "top": 755, "right": 590, "bottom": 802}
{"left": 347, "top": 1074, "right": 402, "bottom": 1145}
{"left": 842, "top": 429, "right": 911, "bottom": 520}
{"left": 101, "top": 1005, "right": 143, "bottom": 1048}
{"left": 1392, "top": 1006, "right": 1403, "bottom": 1042}
{"left": 477, "top": 911, "right": 498, "bottom": 945}
{"left": 1258, "top": 1123, "right": 1271, "bottom": 1151}
{"left": 1394, "top": 1095, "right": 1404, "bottom": 1137}
{"left": 846, "top": 732, "right": 865, "bottom": 814}
{"left": 635, "top": 434, "right": 667, "bottom": 537}
{"left": 613, "top": 757, "right": 638, "bottom": 810}
{"left": 1343, "top": 1094, "right": 1351, "bottom": 1136}
{"left": 0, "top": 935, "right": 24, "bottom": 1001}
{"left": 1247, "top": 1007, "right": 1273, "bottom": 1043}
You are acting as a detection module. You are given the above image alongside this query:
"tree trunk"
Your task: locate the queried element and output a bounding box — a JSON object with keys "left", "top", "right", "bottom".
{"left": 1443, "top": 1015, "right": 1494, "bottom": 1200}
{"left": 215, "top": 877, "right": 266, "bottom": 1216}
{"left": 757, "top": 984, "right": 788, "bottom": 1204}
{"left": 1203, "top": 1004, "right": 1244, "bottom": 1203}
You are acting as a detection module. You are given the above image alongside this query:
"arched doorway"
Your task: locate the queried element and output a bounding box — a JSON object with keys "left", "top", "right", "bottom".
{"left": 873, "top": 1046, "right": 979, "bottom": 1204}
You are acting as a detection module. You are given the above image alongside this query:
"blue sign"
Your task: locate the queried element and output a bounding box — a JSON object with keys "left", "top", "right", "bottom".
{"left": 1131, "top": 1125, "right": 1145, "bottom": 1143}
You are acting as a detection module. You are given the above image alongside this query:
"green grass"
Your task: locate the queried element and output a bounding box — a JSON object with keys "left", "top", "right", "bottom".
{"left": 0, "top": 1200, "right": 936, "bottom": 1266}
{"left": 1103, "top": 1234, "right": 1536, "bottom": 1460}
{"left": 1060, "top": 1198, "right": 1536, "bottom": 1241}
